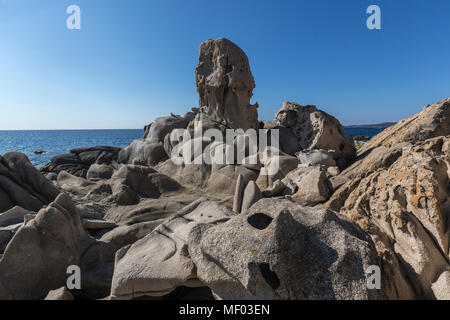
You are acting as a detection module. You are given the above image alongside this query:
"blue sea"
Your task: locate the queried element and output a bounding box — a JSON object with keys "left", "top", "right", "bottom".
{"left": 0, "top": 128, "right": 384, "bottom": 168}
{"left": 344, "top": 127, "right": 385, "bottom": 138}
{"left": 0, "top": 130, "right": 143, "bottom": 168}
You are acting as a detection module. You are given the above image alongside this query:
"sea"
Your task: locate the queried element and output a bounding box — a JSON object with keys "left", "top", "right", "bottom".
{"left": 0, "top": 128, "right": 384, "bottom": 168}
{"left": 0, "top": 129, "right": 143, "bottom": 168}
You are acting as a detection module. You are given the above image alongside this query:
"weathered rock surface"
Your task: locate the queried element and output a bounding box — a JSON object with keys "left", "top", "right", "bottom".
{"left": 273, "top": 102, "right": 356, "bottom": 167}
{"left": 44, "top": 287, "right": 74, "bottom": 300}
{"left": 328, "top": 136, "right": 450, "bottom": 299}
{"left": 79, "top": 220, "right": 161, "bottom": 299}
{"left": 0, "top": 206, "right": 35, "bottom": 228}
{"left": 41, "top": 146, "right": 120, "bottom": 178}
{"left": 0, "top": 193, "right": 94, "bottom": 300}
{"left": 0, "top": 223, "right": 22, "bottom": 253}
{"left": 296, "top": 149, "right": 337, "bottom": 167}
{"left": 196, "top": 38, "right": 259, "bottom": 130}
{"left": 87, "top": 163, "right": 114, "bottom": 180}
{"left": 111, "top": 165, "right": 181, "bottom": 205}
{"left": 240, "top": 180, "right": 262, "bottom": 213}
{"left": 285, "top": 166, "right": 331, "bottom": 206}
{"left": 188, "top": 198, "right": 379, "bottom": 300}
{"left": 118, "top": 111, "right": 196, "bottom": 167}
{"left": 320, "top": 100, "right": 450, "bottom": 299}
{"left": 110, "top": 199, "right": 236, "bottom": 299}
{"left": 0, "top": 152, "right": 60, "bottom": 213}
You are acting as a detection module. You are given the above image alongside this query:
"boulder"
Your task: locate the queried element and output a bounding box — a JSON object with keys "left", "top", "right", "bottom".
{"left": 118, "top": 140, "right": 169, "bottom": 166}
{"left": 325, "top": 136, "right": 450, "bottom": 299}
{"left": 111, "top": 165, "right": 181, "bottom": 205}
{"left": 57, "top": 170, "right": 97, "bottom": 197}
{"left": 196, "top": 38, "right": 259, "bottom": 130}
{"left": 87, "top": 163, "right": 114, "bottom": 180}
{"left": 78, "top": 220, "right": 161, "bottom": 299}
{"left": 0, "top": 206, "right": 35, "bottom": 228}
{"left": 296, "top": 149, "right": 337, "bottom": 167}
{"left": 0, "top": 152, "right": 60, "bottom": 213}
{"left": 0, "top": 223, "right": 22, "bottom": 253}
{"left": 207, "top": 164, "right": 258, "bottom": 195}
{"left": 0, "top": 193, "right": 95, "bottom": 300}
{"left": 188, "top": 198, "right": 379, "bottom": 300}
{"left": 44, "top": 287, "right": 74, "bottom": 300}
{"left": 110, "top": 199, "right": 236, "bottom": 299}
{"left": 262, "top": 179, "right": 286, "bottom": 197}
{"left": 41, "top": 146, "right": 120, "bottom": 178}
{"left": 290, "top": 166, "right": 331, "bottom": 206}
{"left": 273, "top": 102, "right": 356, "bottom": 167}
{"left": 145, "top": 112, "right": 196, "bottom": 144}
{"left": 241, "top": 181, "right": 262, "bottom": 213}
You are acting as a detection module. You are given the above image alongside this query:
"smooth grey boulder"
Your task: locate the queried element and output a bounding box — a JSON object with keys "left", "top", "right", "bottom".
{"left": 87, "top": 163, "right": 114, "bottom": 180}
{"left": 0, "top": 223, "right": 22, "bottom": 253}
{"left": 0, "top": 152, "right": 60, "bottom": 213}
{"left": 241, "top": 181, "right": 262, "bottom": 213}
{"left": 118, "top": 140, "right": 168, "bottom": 167}
{"left": 0, "top": 206, "right": 35, "bottom": 228}
{"left": 291, "top": 167, "right": 331, "bottom": 206}
{"left": 262, "top": 179, "right": 286, "bottom": 197}
{"left": 188, "top": 198, "right": 379, "bottom": 300}
{"left": 111, "top": 165, "right": 181, "bottom": 205}
{"left": 110, "top": 199, "right": 236, "bottom": 300}
{"left": 296, "top": 149, "right": 337, "bottom": 167}
{"left": 207, "top": 164, "right": 258, "bottom": 196}
{"left": 0, "top": 193, "right": 95, "bottom": 300}
{"left": 57, "top": 170, "right": 96, "bottom": 197}
{"left": 327, "top": 166, "right": 340, "bottom": 177}
{"left": 78, "top": 220, "right": 161, "bottom": 299}
{"left": 329, "top": 176, "right": 349, "bottom": 192}
{"left": 145, "top": 112, "right": 196, "bottom": 144}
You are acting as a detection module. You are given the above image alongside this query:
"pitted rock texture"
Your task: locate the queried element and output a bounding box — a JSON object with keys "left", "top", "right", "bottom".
{"left": 274, "top": 102, "right": 356, "bottom": 167}
{"left": 196, "top": 38, "right": 259, "bottom": 131}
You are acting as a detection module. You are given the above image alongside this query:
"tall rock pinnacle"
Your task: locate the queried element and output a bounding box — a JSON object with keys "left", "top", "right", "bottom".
{"left": 195, "top": 38, "right": 259, "bottom": 131}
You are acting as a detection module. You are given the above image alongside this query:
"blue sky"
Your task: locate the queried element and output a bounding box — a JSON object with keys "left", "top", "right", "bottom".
{"left": 1, "top": 0, "right": 450, "bottom": 130}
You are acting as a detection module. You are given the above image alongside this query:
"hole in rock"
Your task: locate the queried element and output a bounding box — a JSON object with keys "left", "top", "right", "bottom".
{"left": 247, "top": 213, "right": 273, "bottom": 230}
{"left": 259, "top": 263, "right": 280, "bottom": 290}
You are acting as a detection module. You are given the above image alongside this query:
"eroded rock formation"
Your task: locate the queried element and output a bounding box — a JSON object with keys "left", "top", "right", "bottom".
{"left": 1, "top": 38, "right": 448, "bottom": 301}
{"left": 196, "top": 38, "right": 259, "bottom": 131}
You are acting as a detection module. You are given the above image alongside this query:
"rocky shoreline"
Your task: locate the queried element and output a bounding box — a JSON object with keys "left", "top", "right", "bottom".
{"left": 0, "top": 38, "right": 449, "bottom": 300}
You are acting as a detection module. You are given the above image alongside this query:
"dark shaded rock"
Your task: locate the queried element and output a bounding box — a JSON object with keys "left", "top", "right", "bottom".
{"left": 0, "top": 152, "right": 60, "bottom": 213}
{"left": 40, "top": 146, "right": 120, "bottom": 178}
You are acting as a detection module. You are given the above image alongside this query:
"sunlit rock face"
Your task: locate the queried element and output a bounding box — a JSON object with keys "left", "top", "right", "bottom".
{"left": 195, "top": 38, "right": 259, "bottom": 131}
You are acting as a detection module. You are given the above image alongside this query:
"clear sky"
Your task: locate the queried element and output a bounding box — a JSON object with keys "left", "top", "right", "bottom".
{"left": 1, "top": 0, "right": 450, "bottom": 130}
